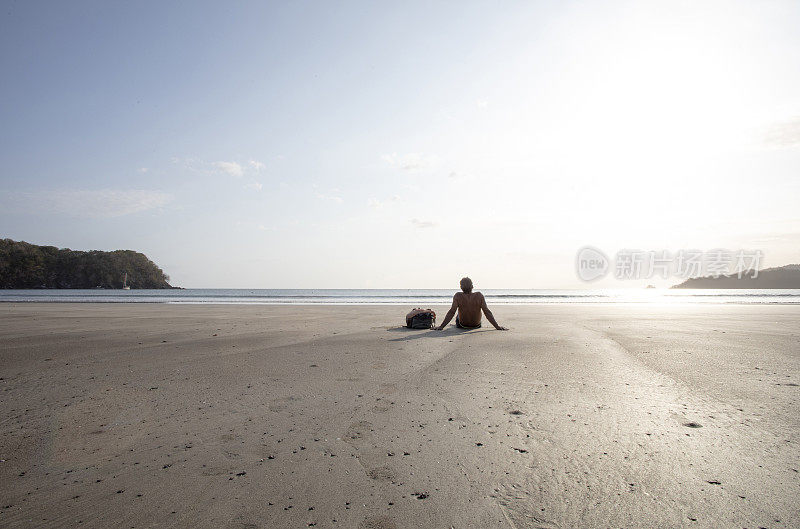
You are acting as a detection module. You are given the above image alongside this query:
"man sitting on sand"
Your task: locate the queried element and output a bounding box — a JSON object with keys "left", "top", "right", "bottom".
{"left": 435, "top": 277, "right": 508, "bottom": 331}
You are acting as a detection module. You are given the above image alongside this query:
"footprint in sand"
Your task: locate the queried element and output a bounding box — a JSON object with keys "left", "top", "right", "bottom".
{"left": 378, "top": 383, "right": 397, "bottom": 395}
{"left": 494, "top": 483, "right": 560, "bottom": 529}
{"left": 343, "top": 421, "right": 374, "bottom": 444}
{"left": 201, "top": 465, "right": 236, "bottom": 476}
{"left": 366, "top": 465, "right": 396, "bottom": 482}
{"left": 360, "top": 516, "right": 398, "bottom": 529}
{"left": 372, "top": 403, "right": 391, "bottom": 413}
{"left": 268, "top": 395, "right": 303, "bottom": 412}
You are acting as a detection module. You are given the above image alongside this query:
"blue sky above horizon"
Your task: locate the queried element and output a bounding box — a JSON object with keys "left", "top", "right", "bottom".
{"left": 1, "top": 1, "right": 799, "bottom": 288}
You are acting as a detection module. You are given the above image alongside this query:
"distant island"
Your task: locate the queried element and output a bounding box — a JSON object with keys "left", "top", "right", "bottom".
{"left": 672, "top": 264, "right": 800, "bottom": 289}
{"left": 0, "top": 239, "right": 174, "bottom": 289}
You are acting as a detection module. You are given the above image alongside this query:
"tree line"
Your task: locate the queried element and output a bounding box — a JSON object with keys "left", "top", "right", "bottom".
{"left": 0, "top": 239, "right": 174, "bottom": 289}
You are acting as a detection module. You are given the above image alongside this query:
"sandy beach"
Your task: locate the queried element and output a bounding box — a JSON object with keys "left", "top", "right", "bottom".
{"left": 0, "top": 303, "right": 798, "bottom": 528}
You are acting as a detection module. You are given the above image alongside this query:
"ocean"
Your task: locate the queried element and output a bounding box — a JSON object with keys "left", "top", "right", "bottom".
{"left": 0, "top": 289, "right": 799, "bottom": 304}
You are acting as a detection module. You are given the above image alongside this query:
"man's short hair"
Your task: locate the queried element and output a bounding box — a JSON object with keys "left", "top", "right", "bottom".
{"left": 460, "top": 277, "right": 473, "bottom": 293}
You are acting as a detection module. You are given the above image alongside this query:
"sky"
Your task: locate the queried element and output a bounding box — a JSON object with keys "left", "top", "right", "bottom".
{"left": 1, "top": 1, "right": 799, "bottom": 288}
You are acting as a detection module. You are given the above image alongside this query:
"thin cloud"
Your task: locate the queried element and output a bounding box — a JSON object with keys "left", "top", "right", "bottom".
{"left": 316, "top": 191, "right": 343, "bottom": 203}
{"left": 1, "top": 189, "right": 171, "bottom": 218}
{"left": 180, "top": 158, "right": 268, "bottom": 191}
{"left": 382, "top": 152, "right": 437, "bottom": 171}
{"left": 764, "top": 118, "right": 800, "bottom": 147}
{"left": 171, "top": 157, "right": 207, "bottom": 173}
{"left": 742, "top": 231, "right": 800, "bottom": 245}
{"left": 368, "top": 195, "right": 399, "bottom": 209}
{"left": 411, "top": 218, "right": 437, "bottom": 229}
{"left": 172, "top": 158, "right": 267, "bottom": 185}
{"left": 214, "top": 161, "right": 244, "bottom": 177}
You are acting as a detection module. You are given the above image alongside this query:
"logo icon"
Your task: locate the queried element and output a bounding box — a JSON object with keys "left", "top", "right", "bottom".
{"left": 576, "top": 246, "right": 609, "bottom": 282}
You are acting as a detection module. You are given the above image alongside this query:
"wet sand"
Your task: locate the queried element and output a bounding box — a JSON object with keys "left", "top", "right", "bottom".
{"left": 0, "top": 303, "right": 798, "bottom": 528}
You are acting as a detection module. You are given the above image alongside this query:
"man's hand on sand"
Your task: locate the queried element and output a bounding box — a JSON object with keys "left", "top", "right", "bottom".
{"left": 434, "top": 325, "right": 444, "bottom": 331}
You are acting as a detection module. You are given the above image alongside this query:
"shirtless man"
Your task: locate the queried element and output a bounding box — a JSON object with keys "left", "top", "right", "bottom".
{"left": 434, "top": 277, "right": 508, "bottom": 331}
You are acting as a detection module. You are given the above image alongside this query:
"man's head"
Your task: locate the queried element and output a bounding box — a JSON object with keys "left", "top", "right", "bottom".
{"left": 460, "top": 277, "right": 473, "bottom": 293}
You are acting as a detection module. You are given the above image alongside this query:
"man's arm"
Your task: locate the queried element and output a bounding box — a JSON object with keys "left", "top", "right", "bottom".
{"left": 435, "top": 295, "right": 458, "bottom": 330}
{"left": 481, "top": 293, "right": 508, "bottom": 330}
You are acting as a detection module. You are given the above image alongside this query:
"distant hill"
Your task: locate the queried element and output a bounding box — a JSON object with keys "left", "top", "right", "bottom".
{"left": 672, "top": 264, "right": 800, "bottom": 289}
{"left": 0, "top": 239, "right": 174, "bottom": 289}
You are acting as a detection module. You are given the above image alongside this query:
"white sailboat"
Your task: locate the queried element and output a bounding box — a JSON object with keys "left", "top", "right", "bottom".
{"left": 122, "top": 272, "right": 131, "bottom": 290}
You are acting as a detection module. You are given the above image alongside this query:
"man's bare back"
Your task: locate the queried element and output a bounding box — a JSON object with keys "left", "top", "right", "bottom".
{"left": 435, "top": 277, "right": 508, "bottom": 331}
